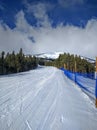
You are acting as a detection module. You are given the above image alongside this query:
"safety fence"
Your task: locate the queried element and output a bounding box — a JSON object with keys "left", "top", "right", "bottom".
{"left": 61, "top": 68, "right": 97, "bottom": 102}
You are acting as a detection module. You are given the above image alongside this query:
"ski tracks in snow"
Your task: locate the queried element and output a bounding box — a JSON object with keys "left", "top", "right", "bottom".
{"left": 0, "top": 67, "right": 97, "bottom": 130}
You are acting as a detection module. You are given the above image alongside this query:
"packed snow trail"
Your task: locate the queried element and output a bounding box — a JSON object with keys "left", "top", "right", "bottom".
{"left": 0, "top": 67, "right": 97, "bottom": 130}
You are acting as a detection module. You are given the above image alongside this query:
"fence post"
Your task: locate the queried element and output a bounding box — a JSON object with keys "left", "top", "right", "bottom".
{"left": 75, "top": 61, "right": 77, "bottom": 83}
{"left": 64, "top": 63, "right": 66, "bottom": 69}
{"left": 95, "top": 57, "right": 97, "bottom": 108}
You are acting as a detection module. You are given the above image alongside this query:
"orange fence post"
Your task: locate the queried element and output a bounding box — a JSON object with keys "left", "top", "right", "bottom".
{"left": 64, "top": 63, "right": 66, "bottom": 69}
{"left": 95, "top": 57, "right": 97, "bottom": 108}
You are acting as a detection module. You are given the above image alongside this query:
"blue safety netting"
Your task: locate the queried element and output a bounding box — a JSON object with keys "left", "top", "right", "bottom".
{"left": 61, "top": 68, "right": 97, "bottom": 100}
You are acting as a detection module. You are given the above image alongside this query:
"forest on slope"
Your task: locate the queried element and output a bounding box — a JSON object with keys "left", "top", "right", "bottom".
{"left": 0, "top": 50, "right": 95, "bottom": 75}
{"left": 0, "top": 48, "right": 37, "bottom": 75}
{"left": 44, "top": 53, "right": 95, "bottom": 73}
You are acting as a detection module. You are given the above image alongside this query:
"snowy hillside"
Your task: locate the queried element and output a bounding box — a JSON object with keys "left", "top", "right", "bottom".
{"left": 35, "top": 52, "right": 95, "bottom": 64}
{"left": 80, "top": 56, "right": 95, "bottom": 64}
{"left": 0, "top": 66, "right": 97, "bottom": 130}
{"left": 35, "top": 52, "right": 64, "bottom": 59}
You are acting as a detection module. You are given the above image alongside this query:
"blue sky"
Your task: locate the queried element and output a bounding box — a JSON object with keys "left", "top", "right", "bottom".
{"left": 0, "top": 0, "right": 97, "bottom": 27}
{"left": 0, "top": 0, "right": 97, "bottom": 58}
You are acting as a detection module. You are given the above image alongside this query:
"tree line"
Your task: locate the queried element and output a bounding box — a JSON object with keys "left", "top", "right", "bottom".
{"left": 0, "top": 50, "right": 95, "bottom": 75}
{"left": 0, "top": 48, "right": 37, "bottom": 75}
{"left": 45, "top": 53, "right": 95, "bottom": 73}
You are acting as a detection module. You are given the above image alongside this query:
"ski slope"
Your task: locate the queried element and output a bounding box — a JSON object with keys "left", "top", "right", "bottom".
{"left": 0, "top": 66, "right": 97, "bottom": 130}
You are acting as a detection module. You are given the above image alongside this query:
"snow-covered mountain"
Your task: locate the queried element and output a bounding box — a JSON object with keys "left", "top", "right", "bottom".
{"left": 35, "top": 52, "right": 64, "bottom": 59}
{"left": 35, "top": 52, "right": 95, "bottom": 64}
{"left": 80, "top": 56, "right": 95, "bottom": 64}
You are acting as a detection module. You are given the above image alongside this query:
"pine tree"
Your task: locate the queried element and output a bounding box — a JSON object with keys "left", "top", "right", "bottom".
{"left": 1, "top": 51, "right": 5, "bottom": 74}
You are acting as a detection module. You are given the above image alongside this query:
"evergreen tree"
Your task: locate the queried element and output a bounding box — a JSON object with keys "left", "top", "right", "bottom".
{"left": 44, "top": 53, "right": 95, "bottom": 73}
{"left": 0, "top": 49, "right": 38, "bottom": 75}
{"left": 1, "top": 51, "right": 5, "bottom": 74}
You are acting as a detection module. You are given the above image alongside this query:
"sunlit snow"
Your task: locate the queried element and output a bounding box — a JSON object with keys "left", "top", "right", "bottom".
{"left": 0, "top": 66, "right": 97, "bottom": 130}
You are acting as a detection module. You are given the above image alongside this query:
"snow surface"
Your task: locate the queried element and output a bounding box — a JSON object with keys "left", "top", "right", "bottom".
{"left": 76, "top": 74, "right": 95, "bottom": 100}
{"left": 0, "top": 66, "right": 97, "bottom": 130}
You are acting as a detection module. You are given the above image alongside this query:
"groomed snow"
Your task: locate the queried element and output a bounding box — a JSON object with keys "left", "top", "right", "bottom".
{"left": 0, "top": 66, "right": 97, "bottom": 130}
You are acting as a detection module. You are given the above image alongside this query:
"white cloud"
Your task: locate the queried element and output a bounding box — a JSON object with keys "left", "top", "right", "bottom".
{"left": 0, "top": 9, "right": 97, "bottom": 59}
{"left": 31, "top": 3, "right": 51, "bottom": 27}
{"left": 0, "top": 13, "right": 34, "bottom": 54}
{"left": 58, "top": 0, "right": 84, "bottom": 8}
{"left": 0, "top": 1, "right": 4, "bottom": 10}
{"left": 32, "top": 22, "right": 97, "bottom": 58}
{"left": 0, "top": 5, "right": 4, "bottom": 10}
{"left": 23, "top": 0, "right": 52, "bottom": 27}
{"left": 15, "top": 10, "right": 29, "bottom": 31}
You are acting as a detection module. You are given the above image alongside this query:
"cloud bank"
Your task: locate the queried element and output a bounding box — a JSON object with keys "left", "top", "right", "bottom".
{"left": 0, "top": 2, "right": 97, "bottom": 58}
